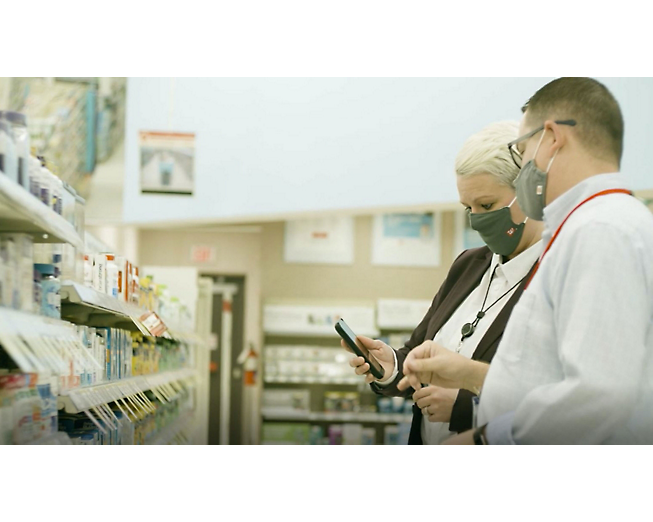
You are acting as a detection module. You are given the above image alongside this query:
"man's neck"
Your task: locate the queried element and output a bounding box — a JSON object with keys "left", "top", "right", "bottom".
{"left": 549, "top": 158, "right": 619, "bottom": 203}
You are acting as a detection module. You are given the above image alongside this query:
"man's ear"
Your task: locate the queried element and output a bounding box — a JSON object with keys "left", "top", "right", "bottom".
{"left": 543, "top": 119, "right": 567, "bottom": 157}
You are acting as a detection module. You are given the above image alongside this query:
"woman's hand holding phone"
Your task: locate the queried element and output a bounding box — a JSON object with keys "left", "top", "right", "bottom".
{"left": 342, "top": 336, "right": 395, "bottom": 384}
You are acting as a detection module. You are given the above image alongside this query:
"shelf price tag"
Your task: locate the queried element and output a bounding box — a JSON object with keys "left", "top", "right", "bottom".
{"left": 138, "top": 311, "right": 168, "bottom": 337}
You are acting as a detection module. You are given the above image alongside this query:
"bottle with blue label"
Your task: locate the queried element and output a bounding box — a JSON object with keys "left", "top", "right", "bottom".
{"left": 34, "top": 263, "right": 61, "bottom": 319}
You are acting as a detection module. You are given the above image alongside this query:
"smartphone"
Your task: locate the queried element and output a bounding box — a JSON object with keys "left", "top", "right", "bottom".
{"left": 335, "top": 318, "right": 385, "bottom": 380}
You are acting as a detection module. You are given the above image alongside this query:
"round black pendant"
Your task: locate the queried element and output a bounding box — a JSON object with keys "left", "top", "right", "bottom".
{"left": 461, "top": 322, "right": 475, "bottom": 339}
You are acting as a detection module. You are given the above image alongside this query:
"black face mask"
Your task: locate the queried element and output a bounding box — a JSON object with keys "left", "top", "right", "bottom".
{"left": 469, "top": 197, "right": 527, "bottom": 256}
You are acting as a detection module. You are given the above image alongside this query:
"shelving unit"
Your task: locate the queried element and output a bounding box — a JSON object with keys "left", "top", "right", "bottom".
{"left": 261, "top": 301, "right": 411, "bottom": 444}
{"left": 57, "top": 368, "right": 197, "bottom": 413}
{"left": 262, "top": 410, "right": 412, "bottom": 424}
{"left": 0, "top": 169, "right": 208, "bottom": 445}
{"left": 0, "top": 175, "right": 84, "bottom": 250}
{"left": 264, "top": 375, "right": 361, "bottom": 385}
{"left": 146, "top": 410, "right": 195, "bottom": 445}
{"left": 60, "top": 281, "right": 154, "bottom": 335}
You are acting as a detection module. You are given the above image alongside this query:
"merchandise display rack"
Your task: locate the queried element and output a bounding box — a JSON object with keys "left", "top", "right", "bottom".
{"left": 60, "top": 281, "right": 153, "bottom": 334}
{"left": 261, "top": 301, "right": 412, "bottom": 444}
{"left": 264, "top": 375, "right": 361, "bottom": 385}
{"left": 0, "top": 170, "right": 205, "bottom": 445}
{"left": 262, "top": 410, "right": 412, "bottom": 424}
{"left": 146, "top": 409, "right": 195, "bottom": 445}
{"left": 58, "top": 368, "right": 197, "bottom": 414}
{"left": 60, "top": 281, "right": 205, "bottom": 345}
{"left": 0, "top": 175, "right": 84, "bottom": 250}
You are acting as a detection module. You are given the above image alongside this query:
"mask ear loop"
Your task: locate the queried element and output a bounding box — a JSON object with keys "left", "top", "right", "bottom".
{"left": 546, "top": 149, "right": 558, "bottom": 173}
{"left": 508, "top": 196, "right": 529, "bottom": 225}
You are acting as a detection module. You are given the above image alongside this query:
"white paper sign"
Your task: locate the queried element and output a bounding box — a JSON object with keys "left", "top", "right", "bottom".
{"left": 263, "top": 304, "right": 377, "bottom": 337}
{"left": 284, "top": 217, "right": 354, "bottom": 265}
{"left": 372, "top": 213, "right": 441, "bottom": 267}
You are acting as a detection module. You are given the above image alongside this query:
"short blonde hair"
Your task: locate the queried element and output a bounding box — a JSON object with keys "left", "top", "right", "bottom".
{"left": 455, "top": 120, "right": 520, "bottom": 187}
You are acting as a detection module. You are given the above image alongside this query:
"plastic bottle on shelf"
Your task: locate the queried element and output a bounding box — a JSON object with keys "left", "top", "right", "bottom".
{"left": 0, "top": 111, "right": 30, "bottom": 190}
{"left": 28, "top": 156, "right": 43, "bottom": 199}
{"left": 0, "top": 120, "right": 17, "bottom": 182}
{"left": 33, "top": 268, "right": 43, "bottom": 313}
{"left": 34, "top": 263, "right": 61, "bottom": 319}
{"left": 38, "top": 166, "right": 52, "bottom": 207}
{"left": 106, "top": 254, "right": 119, "bottom": 298}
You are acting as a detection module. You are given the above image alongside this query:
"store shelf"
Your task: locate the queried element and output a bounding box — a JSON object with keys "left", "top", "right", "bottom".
{"left": 264, "top": 329, "right": 380, "bottom": 338}
{"left": 0, "top": 175, "right": 84, "bottom": 250}
{"left": 57, "top": 368, "right": 197, "bottom": 413}
{"left": 262, "top": 409, "right": 412, "bottom": 424}
{"left": 264, "top": 375, "right": 361, "bottom": 385}
{"left": 60, "top": 281, "right": 156, "bottom": 334}
{"left": 0, "top": 307, "right": 86, "bottom": 375}
{"left": 146, "top": 410, "right": 195, "bottom": 445}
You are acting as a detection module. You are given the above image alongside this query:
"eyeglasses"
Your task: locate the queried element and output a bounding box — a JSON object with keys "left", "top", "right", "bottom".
{"left": 507, "top": 119, "right": 577, "bottom": 168}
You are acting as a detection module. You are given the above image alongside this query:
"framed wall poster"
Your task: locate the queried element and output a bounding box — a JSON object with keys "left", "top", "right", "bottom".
{"left": 284, "top": 216, "right": 355, "bottom": 265}
{"left": 139, "top": 131, "right": 195, "bottom": 195}
{"left": 454, "top": 210, "right": 486, "bottom": 255}
{"left": 371, "top": 213, "right": 441, "bottom": 267}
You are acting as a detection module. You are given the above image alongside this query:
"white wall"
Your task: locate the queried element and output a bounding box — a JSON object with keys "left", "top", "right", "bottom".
{"left": 123, "top": 78, "right": 653, "bottom": 226}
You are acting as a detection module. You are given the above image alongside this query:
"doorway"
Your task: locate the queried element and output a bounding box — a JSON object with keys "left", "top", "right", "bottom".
{"left": 206, "top": 275, "right": 246, "bottom": 445}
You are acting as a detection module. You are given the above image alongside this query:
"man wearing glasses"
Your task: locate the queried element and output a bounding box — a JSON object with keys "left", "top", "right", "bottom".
{"left": 398, "top": 77, "right": 653, "bottom": 444}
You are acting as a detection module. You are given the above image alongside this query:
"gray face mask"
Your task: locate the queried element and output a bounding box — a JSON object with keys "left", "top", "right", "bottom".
{"left": 514, "top": 129, "right": 558, "bottom": 221}
{"left": 469, "top": 197, "right": 528, "bottom": 257}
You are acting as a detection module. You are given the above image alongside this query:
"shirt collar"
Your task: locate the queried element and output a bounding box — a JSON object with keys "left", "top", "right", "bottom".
{"left": 491, "top": 239, "right": 543, "bottom": 287}
{"left": 542, "top": 172, "right": 630, "bottom": 239}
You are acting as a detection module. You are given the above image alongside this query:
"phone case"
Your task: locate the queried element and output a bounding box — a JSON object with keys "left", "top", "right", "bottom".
{"left": 335, "top": 320, "right": 385, "bottom": 380}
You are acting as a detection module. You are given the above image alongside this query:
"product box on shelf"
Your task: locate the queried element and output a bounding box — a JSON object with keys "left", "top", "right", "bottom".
{"left": 0, "top": 372, "right": 57, "bottom": 445}
{"left": 261, "top": 423, "right": 311, "bottom": 445}
{"left": 0, "top": 233, "right": 34, "bottom": 313}
{"left": 262, "top": 389, "right": 310, "bottom": 414}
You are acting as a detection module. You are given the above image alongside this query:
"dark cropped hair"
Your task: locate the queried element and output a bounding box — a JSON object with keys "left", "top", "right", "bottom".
{"left": 522, "top": 77, "right": 624, "bottom": 166}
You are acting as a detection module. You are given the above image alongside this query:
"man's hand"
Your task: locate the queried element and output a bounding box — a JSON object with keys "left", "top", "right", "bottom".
{"left": 343, "top": 336, "right": 395, "bottom": 384}
{"left": 412, "top": 385, "right": 458, "bottom": 423}
{"left": 397, "top": 340, "right": 487, "bottom": 392}
{"left": 441, "top": 429, "right": 475, "bottom": 445}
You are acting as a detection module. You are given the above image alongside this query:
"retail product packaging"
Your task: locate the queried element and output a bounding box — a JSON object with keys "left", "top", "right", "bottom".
{"left": 328, "top": 424, "right": 344, "bottom": 445}
{"left": 262, "top": 389, "right": 310, "bottom": 415}
{"left": 377, "top": 397, "right": 393, "bottom": 414}
{"left": 92, "top": 253, "right": 107, "bottom": 294}
{"left": 261, "top": 423, "right": 311, "bottom": 445}
{"left": 106, "top": 255, "right": 119, "bottom": 298}
{"left": 324, "top": 391, "right": 360, "bottom": 413}
{"left": 391, "top": 397, "right": 406, "bottom": 413}
{"left": 342, "top": 423, "right": 363, "bottom": 445}
{"left": 0, "top": 373, "right": 54, "bottom": 445}
{"left": 308, "top": 425, "right": 324, "bottom": 445}
{"left": 361, "top": 428, "right": 376, "bottom": 445}
{"left": 0, "top": 238, "right": 10, "bottom": 307}
{"left": 0, "top": 119, "right": 18, "bottom": 182}
{"left": 114, "top": 256, "right": 127, "bottom": 302}
{"left": 383, "top": 425, "right": 400, "bottom": 445}
{"left": 0, "top": 234, "right": 34, "bottom": 312}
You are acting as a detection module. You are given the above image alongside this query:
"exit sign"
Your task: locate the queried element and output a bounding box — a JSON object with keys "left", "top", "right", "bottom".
{"left": 191, "top": 245, "right": 216, "bottom": 263}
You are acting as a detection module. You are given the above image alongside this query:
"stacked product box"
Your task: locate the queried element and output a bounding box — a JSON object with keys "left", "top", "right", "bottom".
{"left": 0, "top": 372, "right": 57, "bottom": 445}
{"left": 96, "top": 328, "right": 133, "bottom": 382}
{"left": 0, "top": 233, "right": 34, "bottom": 312}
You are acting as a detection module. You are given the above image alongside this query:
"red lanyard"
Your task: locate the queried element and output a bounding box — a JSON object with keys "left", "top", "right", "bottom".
{"left": 525, "top": 188, "right": 633, "bottom": 289}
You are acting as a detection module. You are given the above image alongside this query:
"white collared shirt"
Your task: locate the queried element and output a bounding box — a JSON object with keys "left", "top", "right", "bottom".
{"left": 418, "top": 240, "right": 542, "bottom": 444}
{"left": 479, "top": 173, "right": 653, "bottom": 444}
